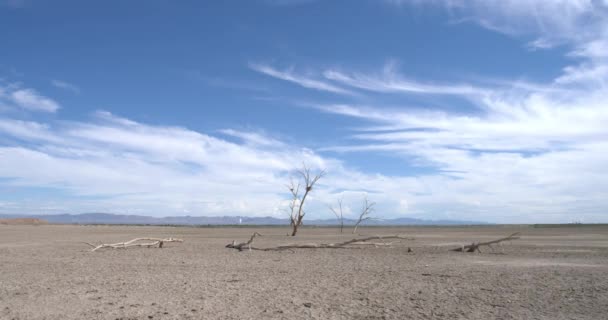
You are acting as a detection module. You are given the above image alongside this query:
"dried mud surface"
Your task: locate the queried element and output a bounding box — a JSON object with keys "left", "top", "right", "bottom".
{"left": 1, "top": 225, "right": 607, "bottom": 319}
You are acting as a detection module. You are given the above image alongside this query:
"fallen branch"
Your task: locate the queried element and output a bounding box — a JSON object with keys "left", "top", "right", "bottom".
{"left": 85, "top": 237, "right": 184, "bottom": 252}
{"left": 450, "top": 232, "right": 520, "bottom": 253}
{"left": 350, "top": 241, "right": 394, "bottom": 247}
{"left": 226, "top": 234, "right": 414, "bottom": 251}
{"left": 225, "top": 232, "right": 262, "bottom": 251}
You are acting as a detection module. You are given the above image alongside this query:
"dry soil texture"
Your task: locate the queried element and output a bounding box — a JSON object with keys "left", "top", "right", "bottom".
{"left": 1, "top": 225, "right": 607, "bottom": 320}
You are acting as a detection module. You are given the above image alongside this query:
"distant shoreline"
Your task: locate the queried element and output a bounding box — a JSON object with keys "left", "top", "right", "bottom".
{"left": 4, "top": 221, "right": 607, "bottom": 228}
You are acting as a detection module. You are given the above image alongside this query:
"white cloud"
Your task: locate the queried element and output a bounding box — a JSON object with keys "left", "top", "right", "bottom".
{"left": 2, "top": 1, "right": 608, "bottom": 223}
{"left": 249, "top": 62, "right": 354, "bottom": 95}
{"left": 1, "top": 104, "right": 606, "bottom": 222}
{"left": 311, "top": 58, "right": 608, "bottom": 222}
{"left": 388, "top": 1, "right": 608, "bottom": 60}
{"left": 7, "top": 88, "right": 60, "bottom": 112}
{"left": 219, "top": 128, "right": 286, "bottom": 147}
{"left": 302, "top": 0, "right": 608, "bottom": 223}
{"left": 0, "top": 118, "right": 63, "bottom": 143}
{"left": 555, "top": 63, "right": 608, "bottom": 85}
{"left": 323, "top": 62, "right": 490, "bottom": 97}
{"left": 51, "top": 79, "right": 80, "bottom": 93}
{"left": 317, "top": 103, "right": 608, "bottom": 223}
{"left": 0, "top": 112, "right": 333, "bottom": 218}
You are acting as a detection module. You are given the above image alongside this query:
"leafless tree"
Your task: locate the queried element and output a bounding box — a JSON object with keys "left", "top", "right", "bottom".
{"left": 287, "top": 165, "right": 325, "bottom": 236}
{"left": 328, "top": 197, "right": 345, "bottom": 233}
{"left": 353, "top": 197, "right": 375, "bottom": 234}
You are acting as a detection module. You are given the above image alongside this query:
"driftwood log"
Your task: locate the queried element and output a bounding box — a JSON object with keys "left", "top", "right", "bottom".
{"left": 225, "top": 232, "right": 262, "bottom": 251}
{"left": 85, "top": 237, "right": 184, "bottom": 252}
{"left": 450, "top": 232, "right": 520, "bottom": 253}
{"left": 226, "top": 234, "right": 414, "bottom": 251}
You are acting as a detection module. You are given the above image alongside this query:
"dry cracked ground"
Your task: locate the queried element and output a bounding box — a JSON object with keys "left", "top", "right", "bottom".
{"left": 1, "top": 225, "right": 607, "bottom": 319}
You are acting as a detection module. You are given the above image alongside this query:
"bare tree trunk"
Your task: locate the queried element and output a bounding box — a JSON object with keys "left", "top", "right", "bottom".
{"left": 291, "top": 222, "right": 299, "bottom": 236}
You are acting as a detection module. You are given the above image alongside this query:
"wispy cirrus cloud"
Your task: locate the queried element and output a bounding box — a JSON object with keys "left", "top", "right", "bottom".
{"left": 1, "top": 82, "right": 606, "bottom": 222}
{"left": 244, "top": 0, "right": 608, "bottom": 221}
{"left": 249, "top": 62, "right": 354, "bottom": 95}
{"left": 0, "top": 110, "right": 440, "bottom": 221}
{"left": 251, "top": 60, "right": 555, "bottom": 102}
{"left": 2, "top": 87, "right": 61, "bottom": 113}
{"left": 323, "top": 62, "right": 490, "bottom": 97}
{"left": 219, "top": 128, "right": 286, "bottom": 147}
{"left": 314, "top": 91, "right": 608, "bottom": 222}
{"left": 3, "top": 1, "right": 608, "bottom": 223}
{"left": 388, "top": 0, "right": 608, "bottom": 56}
{"left": 303, "top": 0, "right": 608, "bottom": 222}
{"left": 51, "top": 79, "right": 80, "bottom": 93}
{"left": 0, "top": 111, "right": 326, "bottom": 216}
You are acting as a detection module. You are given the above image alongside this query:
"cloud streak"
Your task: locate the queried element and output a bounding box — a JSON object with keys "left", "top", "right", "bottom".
{"left": 249, "top": 63, "right": 354, "bottom": 95}
{"left": 1, "top": 110, "right": 465, "bottom": 223}
{"left": 2, "top": 1, "right": 608, "bottom": 223}
{"left": 0, "top": 111, "right": 329, "bottom": 217}
{"left": 388, "top": 0, "right": 608, "bottom": 58}
{"left": 0, "top": 83, "right": 61, "bottom": 113}
{"left": 8, "top": 88, "right": 60, "bottom": 112}
{"left": 306, "top": 0, "right": 608, "bottom": 222}
{"left": 323, "top": 62, "right": 490, "bottom": 97}
{"left": 51, "top": 79, "right": 80, "bottom": 93}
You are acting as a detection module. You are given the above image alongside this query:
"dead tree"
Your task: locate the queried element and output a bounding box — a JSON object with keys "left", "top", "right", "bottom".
{"left": 84, "top": 237, "right": 184, "bottom": 252}
{"left": 226, "top": 233, "right": 414, "bottom": 251}
{"left": 450, "top": 232, "right": 521, "bottom": 253}
{"left": 328, "top": 197, "right": 345, "bottom": 234}
{"left": 353, "top": 197, "right": 375, "bottom": 234}
{"left": 287, "top": 165, "right": 325, "bottom": 236}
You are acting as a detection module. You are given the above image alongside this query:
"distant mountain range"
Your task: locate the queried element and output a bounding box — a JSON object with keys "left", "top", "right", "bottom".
{"left": 0, "top": 212, "right": 486, "bottom": 226}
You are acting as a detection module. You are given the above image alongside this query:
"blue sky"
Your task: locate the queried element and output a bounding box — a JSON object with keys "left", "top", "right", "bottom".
{"left": 1, "top": 0, "right": 607, "bottom": 223}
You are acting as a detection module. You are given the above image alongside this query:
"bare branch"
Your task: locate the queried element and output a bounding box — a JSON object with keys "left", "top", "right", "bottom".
{"left": 328, "top": 197, "right": 344, "bottom": 234}
{"left": 85, "top": 237, "right": 184, "bottom": 252}
{"left": 450, "top": 233, "right": 521, "bottom": 253}
{"left": 226, "top": 234, "right": 414, "bottom": 251}
{"left": 225, "top": 232, "right": 263, "bottom": 251}
{"left": 353, "top": 197, "right": 375, "bottom": 234}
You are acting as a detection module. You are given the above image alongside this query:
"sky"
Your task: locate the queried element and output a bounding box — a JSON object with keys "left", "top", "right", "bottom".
{"left": 1, "top": 0, "right": 607, "bottom": 223}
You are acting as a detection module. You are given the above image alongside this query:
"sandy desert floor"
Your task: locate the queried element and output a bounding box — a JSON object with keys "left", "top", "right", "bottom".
{"left": 0, "top": 224, "right": 607, "bottom": 319}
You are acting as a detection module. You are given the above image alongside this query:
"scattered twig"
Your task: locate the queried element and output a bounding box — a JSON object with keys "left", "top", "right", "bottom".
{"left": 84, "top": 237, "right": 184, "bottom": 252}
